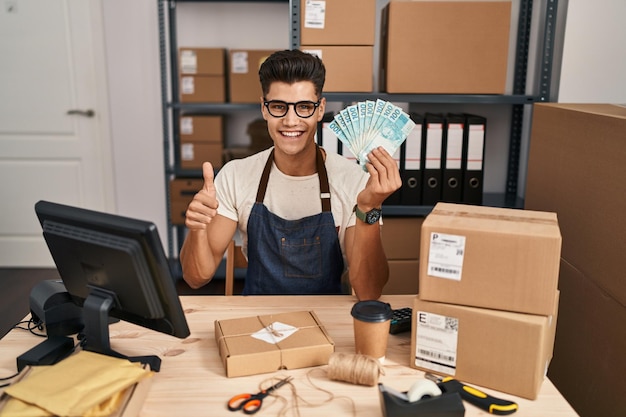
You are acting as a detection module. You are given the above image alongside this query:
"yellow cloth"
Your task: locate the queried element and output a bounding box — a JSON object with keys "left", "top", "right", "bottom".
{"left": 2, "top": 351, "right": 152, "bottom": 417}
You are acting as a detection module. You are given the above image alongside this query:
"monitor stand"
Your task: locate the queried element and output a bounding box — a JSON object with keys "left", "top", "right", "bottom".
{"left": 81, "top": 288, "right": 162, "bottom": 372}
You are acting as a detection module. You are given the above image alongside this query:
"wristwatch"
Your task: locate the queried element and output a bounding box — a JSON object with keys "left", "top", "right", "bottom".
{"left": 353, "top": 205, "right": 382, "bottom": 225}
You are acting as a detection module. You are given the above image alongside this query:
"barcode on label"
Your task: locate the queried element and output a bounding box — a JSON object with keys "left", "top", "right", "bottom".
{"left": 430, "top": 266, "right": 459, "bottom": 275}
{"left": 418, "top": 349, "right": 456, "bottom": 363}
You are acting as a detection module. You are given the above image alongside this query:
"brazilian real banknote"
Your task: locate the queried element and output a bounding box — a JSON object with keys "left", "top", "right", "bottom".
{"left": 328, "top": 100, "right": 416, "bottom": 170}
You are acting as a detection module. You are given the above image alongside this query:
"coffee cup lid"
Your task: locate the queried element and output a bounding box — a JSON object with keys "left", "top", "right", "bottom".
{"left": 351, "top": 300, "right": 393, "bottom": 323}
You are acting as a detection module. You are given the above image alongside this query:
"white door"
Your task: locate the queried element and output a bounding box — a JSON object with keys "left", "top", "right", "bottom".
{"left": 0, "top": 0, "right": 113, "bottom": 267}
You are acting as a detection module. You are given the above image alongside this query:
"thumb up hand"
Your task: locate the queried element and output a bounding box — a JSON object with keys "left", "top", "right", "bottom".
{"left": 185, "top": 162, "right": 220, "bottom": 230}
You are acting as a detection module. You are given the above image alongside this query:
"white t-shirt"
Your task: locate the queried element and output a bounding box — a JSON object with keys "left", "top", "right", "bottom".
{"left": 215, "top": 147, "right": 369, "bottom": 262}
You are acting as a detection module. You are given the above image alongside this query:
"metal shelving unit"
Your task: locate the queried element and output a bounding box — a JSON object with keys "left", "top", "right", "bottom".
{"left": 158, "top": 0, "right": 561, "bottom": 259}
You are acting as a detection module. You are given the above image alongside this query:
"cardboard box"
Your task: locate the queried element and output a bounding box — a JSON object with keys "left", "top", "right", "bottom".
{"left": 381, "top": 217, "right": 423, "bottom": 260}
{"left": 381, "top": 1, "right": 512, "bottom": 94}
{"left": 300, "top": 0, "right": 375, "bottom": 46}
{"left": 180, "top": 75, "right": 225, "bottom": 103}
{"left": 169, "top": 178, "right": 203, "bottom": 225}
{"left": 386, "top": 260, "right": 419, "bottom": 295}
{"left": 178, "top": 47, "right": 225, "bottom": 75}
{"left": 229, "top": 49, "right": 277, "bottom": 103}
{"left": 526, "top": 103, "right": 626, "bottom": 306}
{"left": 180, "top": 115, "right": 223, "bottom": 143}
{"left": 410, "top": 294, "right": 558, "bottom": 399}
{"left": 419, "top": 202, "right": 561, "bottom": 315}
{"left": 302, "top": 46, "right": 373, "bottom": 92}
{"left": 547, "top": 261, "right": 626, "bottom": 417}
{"left": 215, "top": 311, "right": 335, "bottom": 377}
{"left": 525, "top": 103, "right": 626, "bottom": 417}
{"left": 180, "top": 142, "right": 223, "bottom": 169}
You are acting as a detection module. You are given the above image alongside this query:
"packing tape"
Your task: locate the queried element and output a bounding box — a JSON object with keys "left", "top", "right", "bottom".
{"left": 407, "top": 379, "right": 443, "bottom": 402}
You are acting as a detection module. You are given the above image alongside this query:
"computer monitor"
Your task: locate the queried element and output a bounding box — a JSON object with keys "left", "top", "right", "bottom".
{"left": 34, "top": 200, "right": 190, "bottom": 371}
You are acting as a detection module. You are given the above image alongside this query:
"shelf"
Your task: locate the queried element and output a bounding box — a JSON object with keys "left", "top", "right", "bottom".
{"left": 382, "top": 193, "right": 525, "bottom": 218}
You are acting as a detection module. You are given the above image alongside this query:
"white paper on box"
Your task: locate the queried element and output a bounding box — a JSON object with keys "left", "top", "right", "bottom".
{"left": 181, "top": 76, "right": 195, "bottom": 94}
{"left": 180, "top": 50, "right": 198, "bottom": 74}
{"left": 304, "top": 0, "right": 326, "bottom": 29}
{"left": 180, "top": 117, "right": 193, "bottom": 135}
{"left": 251, "top": 322, "right": 299, "bottom": 344}
{"left": 414, "top": 311, "right": 458, "bottom": 375}
{"left": 426, "top": 232, "right": 465, "bottom": 280}
{"left": 302, "top": 49, "right": 323, "bottom": 60}
{"left": 181, "top": 143, "right": 194, "bottom": 161}
{"left": 231, "top": 52, "right": 249, "bottom": 74}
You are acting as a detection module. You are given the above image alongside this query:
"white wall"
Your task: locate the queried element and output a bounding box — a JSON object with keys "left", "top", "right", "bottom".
{"left": 558, "top": 0, "right": 626, "bottom": 102}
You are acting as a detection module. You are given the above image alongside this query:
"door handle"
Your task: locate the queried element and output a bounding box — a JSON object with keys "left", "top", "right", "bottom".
{"left": 66, "top": 109, "right": 95, "bottom": 117}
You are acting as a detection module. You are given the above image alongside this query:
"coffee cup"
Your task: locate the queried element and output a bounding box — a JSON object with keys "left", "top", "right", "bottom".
{"left": 351, "top": 300, "right": 393, "bottom": 363}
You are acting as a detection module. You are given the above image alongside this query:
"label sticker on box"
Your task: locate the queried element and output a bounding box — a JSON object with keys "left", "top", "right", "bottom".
{"left": 181, "top": 76, "right": 195, "bottom": 94}
{"left": 231, "top": 52, "right": 249, "bottom": 74}
{"left": 304, "top": 0, "right": 326, "bottom": 29}
{"left": 180, "top": 50, "right": 198, "bottom": 74}
{"left": 427, "top": 232, "right": 465, "bottom": 280}
{"left": 414, "top": 311, "right": 458, "bottom": 375}
{"left": 181, "top": 143, "right": 195, "bottom": 161}
{"left": 251, "top": 321, "right": 298, "bottom": 345}
{"left": 180, "top": 117, "right": 193, "bottom": 135}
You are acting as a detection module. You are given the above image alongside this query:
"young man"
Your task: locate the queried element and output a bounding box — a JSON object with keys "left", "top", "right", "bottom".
{"left": 180, "top": 49, "right": 401, "bottom": 300}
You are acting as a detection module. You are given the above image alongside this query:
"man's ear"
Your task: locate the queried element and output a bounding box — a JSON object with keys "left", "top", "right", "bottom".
{"left": 317, "top": 97, "right": 327, "bottom": 121}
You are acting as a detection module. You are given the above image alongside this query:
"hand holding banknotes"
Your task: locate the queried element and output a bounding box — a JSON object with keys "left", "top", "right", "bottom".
{"left": 357, "top": 146, "right": 402, "bottom": 210}
{"left": 328, "top": 99, "right": 416, "bottom": 171}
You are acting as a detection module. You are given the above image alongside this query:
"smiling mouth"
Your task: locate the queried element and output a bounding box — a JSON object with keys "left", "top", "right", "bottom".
{"left": 281, "top": 131, "right": 303, "bottom": 138}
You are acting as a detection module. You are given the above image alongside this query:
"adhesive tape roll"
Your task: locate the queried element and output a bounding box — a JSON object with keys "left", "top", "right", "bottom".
{"left": 407, "top": 379, "right": 443, "bottom": 402}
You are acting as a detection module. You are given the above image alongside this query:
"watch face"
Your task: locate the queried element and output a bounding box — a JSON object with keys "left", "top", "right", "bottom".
{"left": 365, "top": 209, "right": 381, "bottom": 224}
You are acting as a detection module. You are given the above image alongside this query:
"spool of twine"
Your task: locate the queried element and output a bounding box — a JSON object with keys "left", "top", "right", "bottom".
{"left": 326, "top": 352, "right": 383, "bottom": 386}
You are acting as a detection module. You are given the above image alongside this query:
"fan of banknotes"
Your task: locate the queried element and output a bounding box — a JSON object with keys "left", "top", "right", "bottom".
{"left": 327, "top": 99, "right": 416, "bottom": 170}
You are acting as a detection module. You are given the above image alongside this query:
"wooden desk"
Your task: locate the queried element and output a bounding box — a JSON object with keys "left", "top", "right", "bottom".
{"left": 0, "top": 295, "right": 577, "bottom": 416}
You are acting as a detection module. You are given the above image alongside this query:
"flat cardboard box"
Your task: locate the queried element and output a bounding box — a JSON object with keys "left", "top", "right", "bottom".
{"left": 179, "top": 75, "right": 225, "bottom": 103}
{"left": 419, "top": 202, "right": 561, "bottom": 315}
{"left": 302, "top": 46, "right": 373, "bottom": 92}
{"left": 215, "top": 311, "right": 335, "bottom": 377}
{"left": 180, "top": 142, "right": 223, "bottom": 169}
{"left": 411, "top": 293, "right": 558, "bottom": 399}
{"left": 300, "top": 0, "right": 375, "bottom": 46}
{"left": 178, "top": 47, "right": 225, "bottom": 75}
{"left": 169, "top": 178, "right": 203, "bottom": 225}
{"left": 229, "top": 49, "right": 277, "bottom": 103}
{"left": 547, "top": 260, "right": 626, "bottom": 417}
{"left": 525, "top": 103, "right": 626, "bottom": 306}
{"left": 381, "top": 1, "right": 512, "bottom": 94}
{"left": 180, "top": 115, "right": 223, "bottom": 143}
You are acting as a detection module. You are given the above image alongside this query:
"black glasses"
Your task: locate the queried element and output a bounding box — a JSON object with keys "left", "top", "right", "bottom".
{"left": 263, "top": 99, "right": 321, "bottom": 118}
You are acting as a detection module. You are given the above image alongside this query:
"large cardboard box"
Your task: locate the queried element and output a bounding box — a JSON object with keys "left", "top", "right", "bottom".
{"left": 300, "top": 0, "right": 376, "bottom": 46}
{"left": 381, "top": 1, "right": 512, "bottom": 94}
{"left": 180, "top": 75, "right": 225, "bottom": 103}
{"left": 215, "top": 311, "right": 334, "bottom": 377}
{"left": 169, "top": 178, "right": 203, "bottom": 225}
{"left": 525, "top": 103, "right": 626, "bottom": 417}
{"left": 178, "top": 47, "right": 225, "bottom": 75}
{"left": 419, "top": 203, "right": 561, "bottom": 315}
{"left": 302, "top": 46, "right": 373, "bottom": 92}
{"left": 228, "top": 49, "right": 277, "bottom": 103}
{"left": 381, "top": 217, "right": 423, "bottom": 260}
{"left": 386, "top": 260, "right": 419, "bottom": 294}
{"left": 410, "top": 293, "right": 558, "bottom": 399}
{"left": 180, "top": 115, "right": 223, "bottom": 143}
{"left": 180, "top": 142, "right": 223, "bottom": 169}
{"left": 526, "top": 103, "right": 626, "bottom": 306}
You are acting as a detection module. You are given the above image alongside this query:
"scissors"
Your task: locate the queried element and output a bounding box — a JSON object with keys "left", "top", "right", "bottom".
{"left": 227, "top": 377, "right": 293, "bottom": 414}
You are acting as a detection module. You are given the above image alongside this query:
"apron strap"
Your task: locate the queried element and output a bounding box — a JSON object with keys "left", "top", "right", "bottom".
{"left": 256, "top": 146, "right": 331, "bottom": 212}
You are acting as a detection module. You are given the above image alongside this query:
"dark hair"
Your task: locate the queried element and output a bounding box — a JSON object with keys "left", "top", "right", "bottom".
{"left": 259, "top": 49, "right": 325, "bottom": 98}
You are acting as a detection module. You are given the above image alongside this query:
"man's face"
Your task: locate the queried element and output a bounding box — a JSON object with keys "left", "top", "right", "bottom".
{"left": 261, "top": 81, "right": 325, "bottom": 157}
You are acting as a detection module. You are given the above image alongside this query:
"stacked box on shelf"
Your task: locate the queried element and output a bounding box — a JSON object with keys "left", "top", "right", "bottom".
{"left": 228, "top": 49, "right": 279, "bottom": 103}
{"left": 169, "top": 178, "right": 203, "bottom": 225}
{"left": 411, "top": 202, "right": 562, "bottom": 399}
{"left": 179, "top": 47, "right": 226, "bottom": 102}
{"left": 380, "top": 1, "right": 512, "bottom": 94}
{"left": 300, "top": 0, "right": 375, "bottom": 92}
{"left": 179, "top": 115, "right": 224, "bottom": 169}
